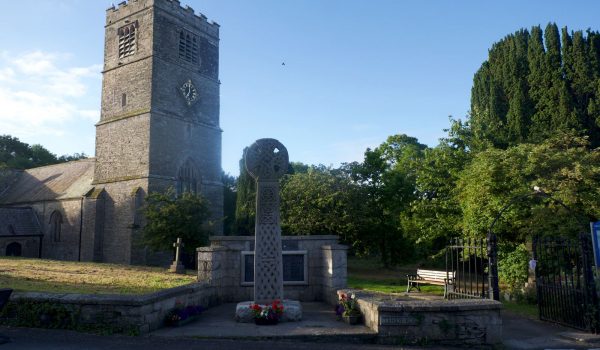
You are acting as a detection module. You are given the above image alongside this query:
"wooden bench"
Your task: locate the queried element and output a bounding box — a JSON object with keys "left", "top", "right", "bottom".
{"left": 406, "top": 269, "right": 455, "bottom": 298}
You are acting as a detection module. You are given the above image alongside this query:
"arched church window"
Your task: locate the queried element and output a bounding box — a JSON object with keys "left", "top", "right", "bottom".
{"left": 118, "top": 21, "right": 138, "bottom": 59}
{"left": 49, "top": 211, "right": 63, "bottom": 242}
{"left": 6, "top": 242, "right": 21, "bottom": 257}
{"left": 7, "top": 225, "right": 15, "bottom": 235}
{"left": 177, "top": 160, "right": 200, "bottom": 195}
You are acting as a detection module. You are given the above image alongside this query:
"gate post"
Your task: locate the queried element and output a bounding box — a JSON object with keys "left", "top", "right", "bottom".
{"left": 487, "top": 233, "right": 500, "bottom": 301}
{"left": 580, "top": 233, "right": 600, "bottom": 332}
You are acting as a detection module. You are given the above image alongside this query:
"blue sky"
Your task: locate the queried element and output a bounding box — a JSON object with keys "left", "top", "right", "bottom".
{"left": 1, "top": 1, "right": 599, "bottom": 175}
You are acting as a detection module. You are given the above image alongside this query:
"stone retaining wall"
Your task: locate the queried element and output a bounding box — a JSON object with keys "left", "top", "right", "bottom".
{"left": 339, "top": 289, "right": 502, "bottom": 346}
{"left": 7, "top": 282, "right": 218, "bottom": 334}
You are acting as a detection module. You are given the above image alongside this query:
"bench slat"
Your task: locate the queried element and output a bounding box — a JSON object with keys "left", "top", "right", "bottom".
{"left": 407, "top": 269, "right": 455, "bottom": 297}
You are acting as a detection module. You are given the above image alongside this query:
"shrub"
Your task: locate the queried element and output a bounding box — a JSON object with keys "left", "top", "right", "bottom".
{"left": 498, "top": 243, "right": 529, "bottom": 293}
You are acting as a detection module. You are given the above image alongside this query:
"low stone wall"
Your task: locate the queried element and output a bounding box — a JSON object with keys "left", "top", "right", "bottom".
{"left": 339, "top": 289, "right": 502, "bottom": 346}
{"left": 5, "top": 282, "right": 218, "bottom": 334}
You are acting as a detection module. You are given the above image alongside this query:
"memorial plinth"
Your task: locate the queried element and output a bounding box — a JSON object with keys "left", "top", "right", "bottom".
{"left": 234, "top": 139, "right": 303, "bottom": 323}
{"left": 234, "top": 300, "right": 302, "bottom": 322}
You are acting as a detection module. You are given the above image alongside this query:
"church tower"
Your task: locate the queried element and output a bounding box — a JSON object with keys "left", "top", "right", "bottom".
{"left": 94, "top": 0, "right": 223, "bottom": 265}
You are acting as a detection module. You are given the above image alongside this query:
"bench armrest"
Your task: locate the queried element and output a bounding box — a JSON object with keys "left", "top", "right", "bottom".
{"left": 406, "top": 274, "right": 422, "bottom": 280}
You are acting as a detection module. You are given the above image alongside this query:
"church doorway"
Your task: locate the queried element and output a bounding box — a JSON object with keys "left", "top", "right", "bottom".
{"left": 6, "top": 242, "right": 21, "bottom": 257}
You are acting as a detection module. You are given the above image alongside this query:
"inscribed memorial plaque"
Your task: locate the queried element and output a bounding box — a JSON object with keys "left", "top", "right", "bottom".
{"left": 242, "top": 251, "right": 307, "bottom": 284}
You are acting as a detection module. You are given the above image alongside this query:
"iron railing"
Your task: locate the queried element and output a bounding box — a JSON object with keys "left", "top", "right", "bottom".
{"left": 533, "top": 234, "right": 599, "bottom": 333}
{"left": 446, "top": 234, "right": 499, "bottom": 300}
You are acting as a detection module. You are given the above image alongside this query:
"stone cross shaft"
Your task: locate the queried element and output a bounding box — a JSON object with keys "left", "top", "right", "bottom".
{"left": 245, "top": 138, "right": 289, "bottom": 305}
{"left": 173, "top": 237, "right": 184, "bottom": 263}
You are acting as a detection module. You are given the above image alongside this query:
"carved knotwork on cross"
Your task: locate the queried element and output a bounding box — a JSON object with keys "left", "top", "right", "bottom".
{"left": 245, "top": 138, "right": 289, "bottom": 304}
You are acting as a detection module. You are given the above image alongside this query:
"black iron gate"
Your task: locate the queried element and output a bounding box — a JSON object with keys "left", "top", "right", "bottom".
{"left": 533, "top": 234, "right": 599, "bottom": 332}
{"left": 446, "top": 234, "right": 499, "bottom": 300}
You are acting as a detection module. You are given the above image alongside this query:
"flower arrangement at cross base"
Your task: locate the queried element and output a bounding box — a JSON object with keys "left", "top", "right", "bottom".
{"left": 336, "top": 292, "right": 361, "bottom": 325}
{"left": 249, "top": 299, "right": 284, "bottom": 325}
{"left": 165, "top": 302, "right": 204, "bottom": 327}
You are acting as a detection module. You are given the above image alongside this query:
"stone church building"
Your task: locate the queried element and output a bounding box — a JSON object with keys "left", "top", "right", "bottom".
{"left": 0, "top": 0, "right": 223, "bottom": 265}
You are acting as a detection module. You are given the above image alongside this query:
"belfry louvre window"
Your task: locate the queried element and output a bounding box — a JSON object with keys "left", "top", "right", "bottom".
{"left": 179, "top": 30, "right": 199, "bottom": 64}
{"left": 118, "top": 22, "right": 138, "bottom": 58}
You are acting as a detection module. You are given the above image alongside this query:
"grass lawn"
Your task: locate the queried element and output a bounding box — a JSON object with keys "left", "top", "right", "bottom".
{"left": 0, "top": 257, "right": 197, "bottom": 295}
{"left": 347, "top": 256, "right": 445, "bottom": 295}
{"left": 347, "top": 257, "right": 540, "bottom": 319}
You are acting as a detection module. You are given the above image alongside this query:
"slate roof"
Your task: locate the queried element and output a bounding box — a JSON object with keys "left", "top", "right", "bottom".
{"left": 0, "top": 159, "right": 95, "bottom": 205}
{"left": 0, "top": 207, "right": 42, "bottom": 236}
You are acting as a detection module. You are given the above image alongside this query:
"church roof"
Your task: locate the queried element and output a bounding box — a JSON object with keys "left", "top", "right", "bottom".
{"left": 0, "top": 159, "right": 96, "bottom": 205}
{"left": 0, "top": 207, "right": 42, "bottom": 236}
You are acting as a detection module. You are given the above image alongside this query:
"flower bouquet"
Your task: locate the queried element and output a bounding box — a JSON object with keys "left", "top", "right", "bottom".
{"left": 337, "top": 292, "right": 361, "bottom": 325}
{"left": 249, "top": 299, "right": 284, "bottom": 325}
{"left": 165, "top": 302, "right": 205, "bottom": 327}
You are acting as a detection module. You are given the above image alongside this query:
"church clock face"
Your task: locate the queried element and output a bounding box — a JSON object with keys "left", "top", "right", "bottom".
{"left": 180, "top": 79, "right": 198, "bottom": 106}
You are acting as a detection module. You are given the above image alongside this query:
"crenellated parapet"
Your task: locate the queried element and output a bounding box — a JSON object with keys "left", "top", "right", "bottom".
{"left": 106, "top": 0, "right": 219, "bottom": 37}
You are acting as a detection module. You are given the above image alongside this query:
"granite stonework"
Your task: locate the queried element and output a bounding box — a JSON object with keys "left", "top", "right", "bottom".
{"left": 6, "top": 283, "right": 218, "bottom": 334}
{"left": 197, "top": 235, "right": 348, "bottom": 303}
{"left": 0, "top": 0, "right": 223, "bottom": 264}
{"left": 244, "top": 139, "right": 289, "bottom": 305}
{"left": 338, "top": 289, "right": 503, "bottom": 346}
{"left": 94, "top": 0, "right": 224, "bottom": 264}
{"left": 233, "top": 139, "right": 306, "bottom": 323}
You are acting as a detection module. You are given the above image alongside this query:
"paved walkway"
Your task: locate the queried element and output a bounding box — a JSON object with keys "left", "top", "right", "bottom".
{"left": 4, "top": 301, "right": 600, "bottom": 349}
{"left": 502, "top": 310, "right": 600, "bottom": 349}
{"left": 152, "top": 301, "right": 600, "bottom": 349}
{"left": 151, "top": 302, "right": 376, "bottom": 342}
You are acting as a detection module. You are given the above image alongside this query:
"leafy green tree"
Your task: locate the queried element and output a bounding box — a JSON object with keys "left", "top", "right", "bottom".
{"left": 280, "top": 166, "right": 366, "bottom": 249}
{"left": 456, "top": 133, "right": 599, "bottom": 242}
{"left": 470, "top": 24, "right": 600, "bottom": 149}
{"left": 30, "top": 144, "right": 58, "bottom": 166}
{"left": 57, "top": 152, "right": 88, "bottom": 162}
{"left": 289, "top": 161, "right": 309, "bottom": 174}
{"left": 349, "top": 134, "right": 427, "bottom": 266}
{"left": 222, "top": 172, "right": 237, "bottom": 235}
{"left": 0, "top": 134, "right": 87, "bottom": 169}
{"left": 0, "top": 135, "right": 39, "bottom": 169}
{"left": 234, "top": 149, "right": 256, "bottom": 235}
{"left": 407, "top": 119, "right": 471, "bottom": 253}
{"left": 142, "top": 188, "right": 212, "bottom": 255}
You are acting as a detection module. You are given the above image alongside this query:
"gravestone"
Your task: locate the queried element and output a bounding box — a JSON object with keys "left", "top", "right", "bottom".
{"left": 235, "top": 138, "right": 302, "bottom": 322}
{"left": 169, "top": 237, "right": 185, "bottom": 274}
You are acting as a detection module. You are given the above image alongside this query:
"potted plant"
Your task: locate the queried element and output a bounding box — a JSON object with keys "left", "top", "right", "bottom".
{"left": 164, "top": 302, "right": 205, "bottom": 327}
{"left": 338, "top": 293, "right": 361, "bottom": 325}
{"left": 249, "top": 299, "right": 284, "bottom": 325}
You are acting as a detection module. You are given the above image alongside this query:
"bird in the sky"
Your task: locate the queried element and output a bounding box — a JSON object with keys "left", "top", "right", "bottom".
{"left": 282, "top": 62, "right": 285, "bottom": 66}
